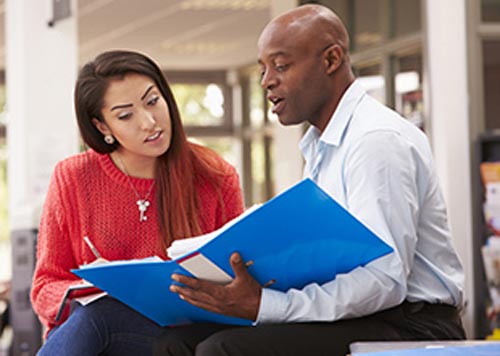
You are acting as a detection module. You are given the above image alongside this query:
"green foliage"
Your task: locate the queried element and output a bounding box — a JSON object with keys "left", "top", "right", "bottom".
{"left": 171, "top": 83, "right": 224, "bottom": 126}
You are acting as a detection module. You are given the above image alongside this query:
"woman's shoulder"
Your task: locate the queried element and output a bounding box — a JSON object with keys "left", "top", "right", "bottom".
{"left": 54, "top": 149, "right": 103, "bottom": 177}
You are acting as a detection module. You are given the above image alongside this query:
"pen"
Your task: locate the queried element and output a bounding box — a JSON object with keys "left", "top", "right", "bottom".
{"left": 83, "top": 236, "right": 102, "bottom": 259}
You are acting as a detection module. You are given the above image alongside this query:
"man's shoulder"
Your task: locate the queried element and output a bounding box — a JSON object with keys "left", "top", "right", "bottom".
{"left": 353, "top": 95, "right": 425, "bottom": 138}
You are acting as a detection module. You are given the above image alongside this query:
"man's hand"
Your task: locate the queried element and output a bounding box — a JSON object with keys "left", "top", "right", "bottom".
{"left": 170, "top": 252, "right": 262, "bottom": 321}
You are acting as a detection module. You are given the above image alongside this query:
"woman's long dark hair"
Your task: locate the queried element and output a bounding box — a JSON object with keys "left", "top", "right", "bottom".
{"left": 75, "top": 50, "right": 225, "bottom": 251}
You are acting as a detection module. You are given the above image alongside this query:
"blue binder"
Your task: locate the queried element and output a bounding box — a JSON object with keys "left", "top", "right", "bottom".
{"left": 73, "top": 178, "right": 393, "bottom": 326}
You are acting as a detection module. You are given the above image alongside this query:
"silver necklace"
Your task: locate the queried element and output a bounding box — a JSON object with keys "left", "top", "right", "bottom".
{"left": 117, "top": 155, "right": 155, "bottom": 222}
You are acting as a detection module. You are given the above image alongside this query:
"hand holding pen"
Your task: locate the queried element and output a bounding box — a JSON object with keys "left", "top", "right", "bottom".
{"left": 83, "top": 236, "right": 108, "bottom": 265}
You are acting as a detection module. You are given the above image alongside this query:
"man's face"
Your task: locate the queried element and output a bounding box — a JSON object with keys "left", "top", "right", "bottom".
{"left": 257, "top": 23, "right": 330, "bottom": 127}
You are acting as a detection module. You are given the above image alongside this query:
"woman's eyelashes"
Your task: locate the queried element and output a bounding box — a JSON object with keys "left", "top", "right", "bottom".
{"left": 147, "top": 95, "right": 160, "bottom": 106}
{"left": 118, "top": 111, "right": 132, "bottom": 120}
{"left": 116, "top": 96, "right": 160, "bottom": 120}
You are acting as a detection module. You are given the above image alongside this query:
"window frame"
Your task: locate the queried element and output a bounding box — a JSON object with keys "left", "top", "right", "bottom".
{"left": 165, "top": 70, "right": 234, "bottom": 136}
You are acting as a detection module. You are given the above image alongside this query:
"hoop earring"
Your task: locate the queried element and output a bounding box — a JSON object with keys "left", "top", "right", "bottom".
{"left": 104, "top": 135, "right": 115, "bottom": 144}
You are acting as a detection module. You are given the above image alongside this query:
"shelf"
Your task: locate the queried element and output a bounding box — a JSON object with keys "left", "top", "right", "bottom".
{"left": 475, "top": 132, "right": 500, "bottom": 338}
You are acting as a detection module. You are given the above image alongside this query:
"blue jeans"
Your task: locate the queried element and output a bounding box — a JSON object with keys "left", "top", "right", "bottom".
{"left": 37, "top": 297, "right": 165, "bottom": 356}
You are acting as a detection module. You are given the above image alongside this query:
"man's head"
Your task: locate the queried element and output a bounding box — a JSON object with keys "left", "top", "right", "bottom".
{"left": 257, "top": 4, "right": 354, "bottom": 131}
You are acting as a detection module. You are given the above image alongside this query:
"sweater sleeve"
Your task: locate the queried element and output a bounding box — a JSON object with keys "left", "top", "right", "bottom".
{"left": 30, "top": 163, "right": 84, "bottom": 330}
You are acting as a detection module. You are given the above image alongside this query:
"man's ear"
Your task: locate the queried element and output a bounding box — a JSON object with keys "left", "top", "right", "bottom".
{"left": 324, "top": 44, "right": 344, "bottom": 75}
{"left": 91, "top": 118, "right": 111, "bottom": 136}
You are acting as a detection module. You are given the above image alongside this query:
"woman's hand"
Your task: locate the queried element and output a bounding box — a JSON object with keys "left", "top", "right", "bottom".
{"left": 84, "top": 257, "right": 109, "bottom": 265}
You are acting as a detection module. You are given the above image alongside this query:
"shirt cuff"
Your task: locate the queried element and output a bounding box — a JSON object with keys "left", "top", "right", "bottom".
{"left": 255, "top": 288, "right": 288, "bottom": 324}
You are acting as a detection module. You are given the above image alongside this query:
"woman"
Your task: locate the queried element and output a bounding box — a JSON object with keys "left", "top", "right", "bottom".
{"left": 31, "top": 50, "right": 244, "bottom": 355}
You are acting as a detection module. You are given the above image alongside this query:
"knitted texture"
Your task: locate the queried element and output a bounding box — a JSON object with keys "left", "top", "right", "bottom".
{"left": 31, "top": 149, "right": 244, "bottom": 333}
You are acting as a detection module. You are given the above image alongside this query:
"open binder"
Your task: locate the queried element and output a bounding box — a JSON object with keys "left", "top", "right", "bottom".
{"left": 73, "top": 178, "right": 393, "bottom": 326}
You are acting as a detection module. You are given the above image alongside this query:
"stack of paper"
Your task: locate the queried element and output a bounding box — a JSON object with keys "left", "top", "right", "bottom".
{"left": 167, "top": 204, "right": 262, "bottom": 260}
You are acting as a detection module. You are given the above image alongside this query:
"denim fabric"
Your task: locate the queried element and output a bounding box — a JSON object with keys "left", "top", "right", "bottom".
{"left": 37, "top": 297, "right": 164, "bottom": 356}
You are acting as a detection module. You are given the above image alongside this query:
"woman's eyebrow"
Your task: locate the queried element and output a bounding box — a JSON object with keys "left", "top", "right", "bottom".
{"left": 110, "top": 85, "right": 155, "bottom": 111}
{"left": 110, "top": 103, "right": 132, "bottom": 112}
{"left": 141, "top": 85, "right": 154, "bottom": 100}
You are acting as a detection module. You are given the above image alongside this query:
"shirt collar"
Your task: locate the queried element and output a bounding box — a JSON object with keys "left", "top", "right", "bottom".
{"left": 300, "top": 79, "right": 366, "bottom": 158}
{"left": 320, "top": 79, "right": 366, "bottom": 147}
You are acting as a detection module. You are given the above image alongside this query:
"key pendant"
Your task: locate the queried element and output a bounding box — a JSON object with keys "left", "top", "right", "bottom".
{"left": 137, "top": 199, "right": 151, "bottom": 222}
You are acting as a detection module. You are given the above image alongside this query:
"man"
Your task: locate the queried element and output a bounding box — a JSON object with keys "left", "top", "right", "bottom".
{"left": 154, "top": 4, "right": 465, "bottom": 355}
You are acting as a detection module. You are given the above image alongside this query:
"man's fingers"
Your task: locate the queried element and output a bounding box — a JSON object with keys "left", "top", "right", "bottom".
{"left": 171, "top": 273, "right": 200, "bottom": 289}
{"left": 171, "top": 283, "right": 207, "bottom": 301}
{"left": 170, "top": 275, "right": 221, "bottom": 299}
{"left": 169, "top": 255, "right": 262, "bottom": 320}
{"left": 230, "top": 252, "right": 251, "bottom": 278}
{"left": 170, "top": 283, "right": 223, "bottom": 313}
{"left": 178, "top": 294, "right": 223, "bottom": 314}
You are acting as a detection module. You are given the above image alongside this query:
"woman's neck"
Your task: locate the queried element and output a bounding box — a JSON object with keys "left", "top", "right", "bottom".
{"left": 110, "top": 151, "right": 156, "bottom": 179}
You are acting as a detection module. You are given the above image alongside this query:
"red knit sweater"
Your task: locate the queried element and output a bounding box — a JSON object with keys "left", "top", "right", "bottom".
{"left": 31, "top": 149, "right": 244, "bottom": 333}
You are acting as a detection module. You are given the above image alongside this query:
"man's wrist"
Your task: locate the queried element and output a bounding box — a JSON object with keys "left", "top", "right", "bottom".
{"left": 255, "top": 288, "right": 287, "bottom": 324}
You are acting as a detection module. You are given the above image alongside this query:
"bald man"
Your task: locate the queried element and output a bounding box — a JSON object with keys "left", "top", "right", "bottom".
{"left": 154, "top": 5, "right": 466, "bottom": 356}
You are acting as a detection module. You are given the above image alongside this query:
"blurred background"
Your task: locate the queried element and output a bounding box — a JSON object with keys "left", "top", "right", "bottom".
{"left": 1, "top": 0, "right": 500, "bottom": 354}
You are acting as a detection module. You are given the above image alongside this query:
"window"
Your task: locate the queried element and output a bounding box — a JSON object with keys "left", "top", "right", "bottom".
{"left": 249, "top": 71, "right": 273, "bottom": 204}
{"left": 168, "top": 68, "right": 275, "bottom": 207}
{"left": 169, "top": 71, "right": 242, "bottom": 188}
{"left": 188, "top": 136, "right": 241, "bottom": 169}
{"left": 168, "top": 71, "right": 233, "bottom": 136}
{"left": 353, "top": 0, "right": 384, "bottom": 50}
{"left": 171, "top": 83, "right": 226, "bottom": 127}
{"left": 305, "top": 0, "right": 424, "bottom": 129}
{"left": 482, "top": 0, "right": 500, "bottom": 22}
{"left": 394, "top": 53, "right": 424, "bottom": 130}
{"left": 393, "top": 0, "right": 422, "bottom": 36}
{"left": 482, "top": 40, "right": 500, "bottom": 130}
{"left": 355, "top": 62, "right": 386, "bottom": 104}
{"left": 240, "top": 68, "right": 274, "bottom": 206}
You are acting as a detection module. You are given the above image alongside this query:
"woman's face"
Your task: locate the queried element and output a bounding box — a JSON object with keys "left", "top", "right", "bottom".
{"left": 93, "top": 73, "right": 172, "bottom": 168}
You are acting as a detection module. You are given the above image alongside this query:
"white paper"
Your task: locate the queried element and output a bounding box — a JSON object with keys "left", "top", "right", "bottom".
{"left": 73, "top": 292, "right": 108, "bottom": 306}
{"left": 78, "top": 255, "right": 164, "bottom": 270}
{"left": 178, "top": 252, "right": 233, "bottom": 284}
{"left": 168, "top": 204, "right": 262, "bottom": 259}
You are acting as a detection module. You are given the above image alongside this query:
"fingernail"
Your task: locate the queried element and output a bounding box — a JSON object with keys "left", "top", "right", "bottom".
{"left": 245, "top": 260, "right": 254, "bottom": 267}
{"left": 263, "top": 279, "right": 276, "bottom": 288}
{"left": 171, "top": 274, "right": 178, "bottom": 281}
{"left": 233, "top": 253, "right": 241, "bottom": 263}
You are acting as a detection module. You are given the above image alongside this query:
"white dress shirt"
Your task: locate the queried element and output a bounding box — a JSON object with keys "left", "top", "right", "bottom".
{"left": 256, "top": 80, "right": 464, "bottom": 324}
